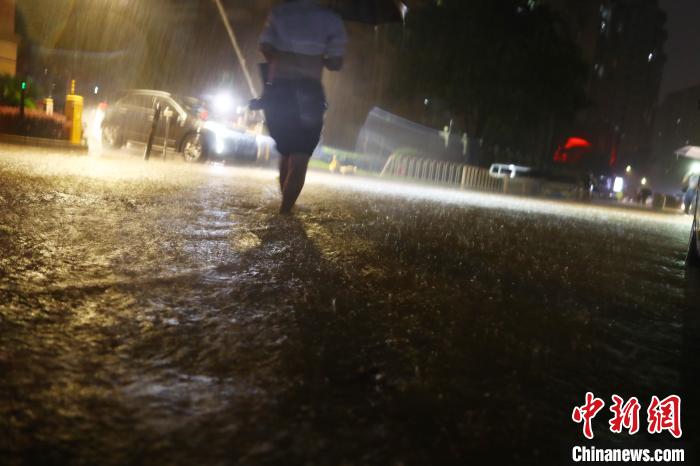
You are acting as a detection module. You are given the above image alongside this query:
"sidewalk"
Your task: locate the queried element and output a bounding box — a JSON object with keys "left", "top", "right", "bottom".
{"left": 0, "top": 133, "right": 88, "bottom": 152}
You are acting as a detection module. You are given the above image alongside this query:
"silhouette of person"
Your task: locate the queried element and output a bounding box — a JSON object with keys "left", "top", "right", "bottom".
{"left": 259, "top": 0, "right": 347, "bottom": 214}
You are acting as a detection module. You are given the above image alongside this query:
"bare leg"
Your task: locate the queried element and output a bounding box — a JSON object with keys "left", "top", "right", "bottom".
{"left": 278, "top": 154, "right": 290, "bottom": 193}
{"left": 280, "top": 153, "right": 310, "bottom": 214}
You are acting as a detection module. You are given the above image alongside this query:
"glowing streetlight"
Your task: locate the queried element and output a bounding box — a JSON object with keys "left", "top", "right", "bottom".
{"left": 213, "top": 91, "right": 235, "bottom": 115}
{"left": 641, "top": 177, "right": 648, "bottom": 186}
{"left": 626, "top": 165, "right": 632, "bottom": 174}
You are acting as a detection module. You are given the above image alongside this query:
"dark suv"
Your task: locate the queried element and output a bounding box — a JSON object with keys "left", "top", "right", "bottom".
{"left": 101, "top": 89, "right": 261, "bottom": 163}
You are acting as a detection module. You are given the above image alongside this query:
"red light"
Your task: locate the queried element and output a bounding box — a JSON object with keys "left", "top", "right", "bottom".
{"left": 609, "top": 142, "right": 618, "bottom": 167}
{"left": 554, "top": 137, "right": 592, "bottom": 164}
{"left": 564, "top": 137, "right": 591, "bottom": 150}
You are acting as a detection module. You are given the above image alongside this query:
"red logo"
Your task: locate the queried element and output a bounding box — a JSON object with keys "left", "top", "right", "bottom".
{"left": 647, "top": 395, "right": 682, "bottom": 438}
{"left": 572, "top": 392, "right": 606, "bottom": 439}
{"left": 573, "top": 393, "right": 682, "bottom": 439}
{"left": 609, "top": 395, "right": 641, "bottom": 435}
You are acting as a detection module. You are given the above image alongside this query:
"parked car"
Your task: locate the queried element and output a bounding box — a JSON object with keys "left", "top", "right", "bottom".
{"left": 488, "top": 163, "right": 531, "bottom": 179}
{"left": 687, "top": 187, "right": 700, "bottom": 266}
{"left": 101, "top": 89, "right": 264, "bottom": 163}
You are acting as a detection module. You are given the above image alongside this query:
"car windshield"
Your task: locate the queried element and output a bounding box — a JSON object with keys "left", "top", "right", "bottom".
{"left": 175, "top": 95, "right": 204, "bottom": 116}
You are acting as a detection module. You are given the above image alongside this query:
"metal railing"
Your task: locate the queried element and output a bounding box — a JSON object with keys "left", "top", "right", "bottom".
{"left": 380, "top": 153, "right": 503, "bottom": 192}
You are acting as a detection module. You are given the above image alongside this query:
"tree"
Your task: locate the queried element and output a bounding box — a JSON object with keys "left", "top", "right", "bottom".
{"left": 0, "top": 75, "right": 38, "bottom": 109}
{"left": 395, "top": 0, "right": 588, "bottom": 165}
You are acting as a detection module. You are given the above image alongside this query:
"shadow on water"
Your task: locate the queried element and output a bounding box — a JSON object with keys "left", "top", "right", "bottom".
{"left": 227, "top": 214, "right": 406, "bottom": 464}
{"left": 219, "top": 214, "right": 546, "bottom": 465}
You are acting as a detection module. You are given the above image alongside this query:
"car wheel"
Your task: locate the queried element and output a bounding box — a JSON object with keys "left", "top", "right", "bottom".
{"left": 182, "top": 133, "right": 208, "bottom": 163}
{"left": 102, "top": 124, "right": 124, "bottom": 148}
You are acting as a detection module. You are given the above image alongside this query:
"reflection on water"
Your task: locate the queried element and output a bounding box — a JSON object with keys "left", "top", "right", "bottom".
{"left": 0, "top": 146, "right": 697, "bottom": 465}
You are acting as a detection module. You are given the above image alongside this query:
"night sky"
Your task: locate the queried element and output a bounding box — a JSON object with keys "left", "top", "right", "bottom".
{"left": 658, "top": 0, "right": 700, "bottom": 101}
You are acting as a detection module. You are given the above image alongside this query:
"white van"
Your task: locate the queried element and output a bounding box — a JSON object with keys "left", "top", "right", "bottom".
{"left": 488, "top": 163, "right": 531, "bottom": 179}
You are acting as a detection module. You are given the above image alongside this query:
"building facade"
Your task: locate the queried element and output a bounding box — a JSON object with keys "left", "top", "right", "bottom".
{"left": 0, "top": 0, "right": 18, "bottom": 75}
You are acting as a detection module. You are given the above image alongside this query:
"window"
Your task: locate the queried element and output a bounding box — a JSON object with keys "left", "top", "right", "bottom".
{"left": 122, "top": 94, "right": 155, "bottom": 109}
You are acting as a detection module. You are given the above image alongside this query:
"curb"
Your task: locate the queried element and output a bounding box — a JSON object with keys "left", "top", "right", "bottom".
{"left": 0, "top": 133, "right": 88, "bottom": 152}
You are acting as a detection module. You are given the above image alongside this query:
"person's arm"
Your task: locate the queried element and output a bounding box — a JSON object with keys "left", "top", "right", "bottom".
{"left": 324, "top": 16, "right": 347, "bottom": 71}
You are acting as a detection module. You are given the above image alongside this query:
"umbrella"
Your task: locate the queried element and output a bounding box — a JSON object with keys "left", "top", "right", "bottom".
{"left": 321, "top": 0, "right": 408, "bottom": 25}
{"left": 675, "top": 146, "right": 700, "bottom": 160}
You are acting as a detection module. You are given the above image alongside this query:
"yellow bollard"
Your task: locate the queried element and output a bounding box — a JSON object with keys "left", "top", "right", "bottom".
{"left": 65, "top": 81, "right": 83, "bottom": 145}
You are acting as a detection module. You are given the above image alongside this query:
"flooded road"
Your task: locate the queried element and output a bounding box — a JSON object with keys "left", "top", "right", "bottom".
{"left": 1, "top": 145, "right": 699, "bottom": 465}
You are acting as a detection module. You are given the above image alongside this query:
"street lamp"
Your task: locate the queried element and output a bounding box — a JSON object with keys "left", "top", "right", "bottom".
{"left": 641, "top": 177, "right": 648, "bottom": 186}
{"left": 626, "top": 165, "right": 632, "bottom": 174}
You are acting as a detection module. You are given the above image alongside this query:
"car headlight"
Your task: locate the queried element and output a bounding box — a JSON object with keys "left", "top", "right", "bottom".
{"left": 203, "top": 121, "right": 230, "bottom": 154}
{"left": 215, "top": 137, "right": 225, "bottom": 154}
{"left": 213, "top": 92, "right": 236, "bottom": 116}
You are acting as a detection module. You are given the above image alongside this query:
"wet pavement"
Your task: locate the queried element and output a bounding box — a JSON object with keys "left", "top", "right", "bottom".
{"left": 1, "top": 144, "right": 699, "bottom": 465}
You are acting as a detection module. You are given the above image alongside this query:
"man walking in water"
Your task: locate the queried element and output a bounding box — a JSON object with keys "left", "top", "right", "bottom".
{"left": 259, "top": 0, "right": 347, "bottom": 214}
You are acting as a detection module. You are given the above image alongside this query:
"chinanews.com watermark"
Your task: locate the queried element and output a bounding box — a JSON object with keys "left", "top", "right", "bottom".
{"left": 570, "top": 392, "right": 685, "bottom": 463}
{"left": 571, "top": 446, "right": 684, "bottom": 463}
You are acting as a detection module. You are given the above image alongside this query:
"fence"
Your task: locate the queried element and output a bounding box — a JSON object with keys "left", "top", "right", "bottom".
{"left": 380, "top": 153, "right": 503, "bottom": 193}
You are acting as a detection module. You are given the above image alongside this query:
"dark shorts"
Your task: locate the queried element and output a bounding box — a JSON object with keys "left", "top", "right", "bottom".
{"left": 262, "top": 79, "right": 326, "bottom": 156}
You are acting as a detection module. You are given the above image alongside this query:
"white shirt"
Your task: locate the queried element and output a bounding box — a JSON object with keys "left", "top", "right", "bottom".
{"left": 260, "top": 0, "right": 347, "bottom": 58}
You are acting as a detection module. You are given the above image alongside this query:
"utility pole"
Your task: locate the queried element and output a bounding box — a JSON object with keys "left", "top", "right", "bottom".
{"left": 212, "top": 0, "right": 257, "bottom": 98}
